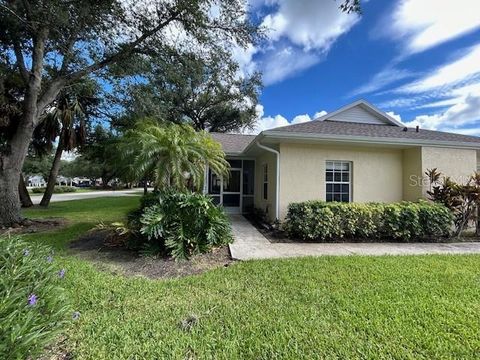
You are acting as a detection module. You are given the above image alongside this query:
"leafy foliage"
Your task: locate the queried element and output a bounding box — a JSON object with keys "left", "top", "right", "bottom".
{"left": 136, "top": 191, "right": 233, "bottom": 260}
{"left": 0, "top": 236, "right": 71, "bottom": 359}
{"left": 120, "top": 121, "right": 229, "bottom": 190}
{"left": 426, "top": 168, "right": 480, "bottom": 236}
{"left": 284, "top": 200, "right": 453, "bottom": 242}
{"left": 119, "top": 49, "right": 261, "bottom": 133}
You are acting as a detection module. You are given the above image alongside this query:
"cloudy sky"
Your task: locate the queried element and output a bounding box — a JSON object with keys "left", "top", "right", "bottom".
{"left": 243, "top": 0, "right": 480, "bottom": 135}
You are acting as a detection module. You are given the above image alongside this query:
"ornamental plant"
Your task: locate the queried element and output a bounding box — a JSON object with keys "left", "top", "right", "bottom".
{"left": 136, "top": 190, "right": 233, "bottom": 260}
{"left": 426, "top": 168, "right": 480, "bottom": 237}
{"left": 0, "top": 236, "right": 71, "bottom": 359}
{"left": 284, "top": 200, "right": 452, "bottom": 242}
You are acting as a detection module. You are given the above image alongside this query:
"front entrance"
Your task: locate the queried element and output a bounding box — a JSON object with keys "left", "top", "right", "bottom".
{"left": 207, "top": 159, "right": 255, "bottom": 214}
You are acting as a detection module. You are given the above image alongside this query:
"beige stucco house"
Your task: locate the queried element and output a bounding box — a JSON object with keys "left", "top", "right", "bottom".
{"left": 207, "top": 100, "right": 480, "bottom": 222}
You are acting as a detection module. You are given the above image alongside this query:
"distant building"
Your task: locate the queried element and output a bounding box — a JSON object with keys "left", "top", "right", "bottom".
{"left": 27, "top": 175, "right": 46, "bottom": 187}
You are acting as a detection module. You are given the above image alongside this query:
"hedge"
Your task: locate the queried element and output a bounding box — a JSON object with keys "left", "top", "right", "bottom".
{"left": 31, "top": 186, "right": 77, "bottom": 194}
{"left": 283, "top": 200, "right": 453, "bottom": 242}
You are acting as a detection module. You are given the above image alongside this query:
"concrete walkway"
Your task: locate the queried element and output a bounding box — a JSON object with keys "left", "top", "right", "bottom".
{"left": 30, "top": 189, "right": 143, "bottom": 204}
{"left": 228, "top": 215, "right": 480, "bottom": 260}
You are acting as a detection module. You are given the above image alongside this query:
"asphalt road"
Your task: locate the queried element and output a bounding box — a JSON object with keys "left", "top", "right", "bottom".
{"left": 30, "top": 189, "right": 144, "bottom": 204}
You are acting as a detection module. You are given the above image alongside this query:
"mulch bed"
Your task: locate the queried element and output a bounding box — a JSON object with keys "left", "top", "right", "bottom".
{"left": 69, "top": 229, "right": 234, "bottom": 279}
{"left": 0, "top": 218, "right": 67, "bottom": 236}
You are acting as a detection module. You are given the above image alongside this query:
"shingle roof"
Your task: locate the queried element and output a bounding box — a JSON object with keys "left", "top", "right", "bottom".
{"left": 267, "top": 120, "right": 480, "bottom": 145}
{"left": 211, "top": 133, "right": 256, "bottom": 154}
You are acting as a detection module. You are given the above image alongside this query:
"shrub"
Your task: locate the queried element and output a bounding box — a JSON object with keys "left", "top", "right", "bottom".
{"left": 284, "top": 200, "right": 453, "bottom": 242}
{"left": 135, "top": 191, "right": 233, "bottom": 260}
{"left": 31, "top": 186, "right": 77, "bottom": 194}
{"left": 0, "top": 236, "right": 71, "bottom": 359}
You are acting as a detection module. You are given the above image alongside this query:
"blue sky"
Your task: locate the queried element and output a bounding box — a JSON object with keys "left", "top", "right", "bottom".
{"left": 240, "top": 0, "right": 480, "bottom": 134}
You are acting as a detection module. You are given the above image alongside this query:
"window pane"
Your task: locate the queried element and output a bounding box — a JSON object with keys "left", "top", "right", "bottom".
{"left": 223, "top": 194, "right": 240, "bottom": 207}
{"left": 209, "top": 170, "right": 221, "bottom": 194}
{"left": 224, "top": 170, "right": 241, "bottom": 192}
{"left": 263, "top": 164, "right": 268, "bottom": 182}
{"left": 326, "top": 161, "right": 351, "bottom": 203}
{"left": 340, "top": 162, "right": 349, "bottom": 171}
{"left": 263, "top": 183, "right": 268, "bottom": 200}
{"left": 228, "top": 159, "right": 242, "bottom": 168}
{"left": 211, "top": 195, "right": 221, "bottom": 205}
{"left": 243, "top": 160, "right": 255, "bottom": 195}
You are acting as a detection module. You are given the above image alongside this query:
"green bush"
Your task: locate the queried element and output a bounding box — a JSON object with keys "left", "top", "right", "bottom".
{"left": 0, "top": 236, "right": 71, "bottom": 359}
{"left": 284, "top": 200, "right": 453, "bottom": 242}
{"left": 31, "top": 186, "right": 77, "bottom": 194}
{"left": 134, "top": 191, "right": 233, "bottom": 260}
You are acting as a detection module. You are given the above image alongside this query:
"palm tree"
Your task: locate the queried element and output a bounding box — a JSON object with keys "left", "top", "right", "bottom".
{"left": 39, "top": 96, "right": 86, "bottom": 206}
{"left": 120, "top": 120, "right": 229, "bottom": 191}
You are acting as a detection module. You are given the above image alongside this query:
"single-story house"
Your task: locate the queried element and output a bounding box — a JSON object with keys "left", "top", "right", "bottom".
{"left": 207, "top": 100, "right": 480, "bottom": 222}
{"left": 27, "top": 175, "right": 47, "bottom": 188}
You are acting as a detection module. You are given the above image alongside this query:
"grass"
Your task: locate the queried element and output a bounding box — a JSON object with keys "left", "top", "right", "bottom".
{"left": 16, "top": 197, "right": 480, "bottom": 359}
{"left": 23, "top": 196, "right": 140, "bottom": 249}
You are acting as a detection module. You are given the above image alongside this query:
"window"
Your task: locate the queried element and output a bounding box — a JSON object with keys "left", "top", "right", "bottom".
{"left": 263, "top": 164, "right": 268, "bottom": 200}
{"left": 325, "top": 161, "right": 351, "bottom": 202}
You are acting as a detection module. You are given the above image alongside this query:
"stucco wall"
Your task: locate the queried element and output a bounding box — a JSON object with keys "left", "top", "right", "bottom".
{"left": 420, "top": 147, "right": 477, "bottom": 195}
{"left": 254, "top": 151, "right": 277, "bottom": 222}
{"left": 278, "top": 143, "right": 403, "bottom": 219}
{"left": 402, "top": 147, "right": 423, "bottom": 201}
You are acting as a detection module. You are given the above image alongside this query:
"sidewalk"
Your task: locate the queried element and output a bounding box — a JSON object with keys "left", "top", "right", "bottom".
{"left": 228, "top": 215, "right": 480, "bottom": 260}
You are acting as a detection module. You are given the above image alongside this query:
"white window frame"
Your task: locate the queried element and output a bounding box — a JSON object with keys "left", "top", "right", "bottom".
{"left": 325, "top": 160, "right": 352, "bottom": 202}
{"left": 262, "top": 163, "right": 268, "bottom": 200}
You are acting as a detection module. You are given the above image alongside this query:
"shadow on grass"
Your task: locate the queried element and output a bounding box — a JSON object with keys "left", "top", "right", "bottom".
{"left": 22, "top": 222, "right": 95, "bottom": 250}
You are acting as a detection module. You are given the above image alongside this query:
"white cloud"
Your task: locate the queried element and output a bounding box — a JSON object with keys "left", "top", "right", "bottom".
{"left": 386, "top": 111, "right": 402, "bottom": 123}
{"left": 398, "top": 44, "right": 480, "bottom": 94}
{"left": 378, "top": 44, "right": 480, "bottom": 114}
{"left": 350, "top": 67, "right": 415, "bottom": 96}
{"left": 231, "top": 43, "right": 258, "bottom": 77}
{"left": 261, "top": 46, "right": 319, "bottom": 85}
{"left": 314, "top": 110, "right": 327, "bottom": 119}
{"left": 251, "top": 0, "right": 359, "bottom": 85}
{"left": 261, "top": 0, "right": 359, "bottom": 52}
{"left": 405, "top": 93, "right": 480, "bottom": 130}
{"left": 245, "top": 104, "right": 326, "bottom": 134}
{"left": 387, "top": 0, "right": 480, "bottom": 54}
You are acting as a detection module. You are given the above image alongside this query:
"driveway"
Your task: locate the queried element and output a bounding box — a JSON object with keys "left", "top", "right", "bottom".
{"left": 31, "top": 189, "right": 143, "bottom": 204}
{"left": 229, "top": 215, "right": 480, "bottom": 260}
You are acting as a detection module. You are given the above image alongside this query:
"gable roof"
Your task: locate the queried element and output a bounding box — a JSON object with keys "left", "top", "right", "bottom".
{"left": 265, "top": 120, "right": 480, "bottom": 146}
{"left": 211, "top": 132, "right": 255, "bottom": 154}
{"left": 313, "top": 100, "right": 404, "bottom": 127}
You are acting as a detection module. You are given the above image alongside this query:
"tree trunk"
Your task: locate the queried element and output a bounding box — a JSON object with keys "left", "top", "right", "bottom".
{"left": 19, "top": 173, "right": 33, "bottom": 207}
{"left": 39, "top": 141, "right": 64, "bottom": 207}
{"left": 143, "top": 179, "right": 148, "bottom": 195}
{"left": 0, "top": 168, "right": 24, "bottom": 226}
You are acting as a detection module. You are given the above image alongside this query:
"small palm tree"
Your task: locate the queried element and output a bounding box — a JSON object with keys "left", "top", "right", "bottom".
{"left": 120, "top": 120, "right": 229, "bottom": 191}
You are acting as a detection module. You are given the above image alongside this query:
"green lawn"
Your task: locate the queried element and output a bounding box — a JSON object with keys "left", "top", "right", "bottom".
{"left": 19, "top": 198, "right": 480, "bottom": 359}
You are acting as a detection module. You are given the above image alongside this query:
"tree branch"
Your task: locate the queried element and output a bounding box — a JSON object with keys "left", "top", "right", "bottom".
{"left": 13, "top": 41, "right": 29, "bottom": 83}
{"left": 65, "top": 11, "right": 181, "bottom": 83}
{"left": 36, "top": 10, "right": 182, "bottom": 116}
